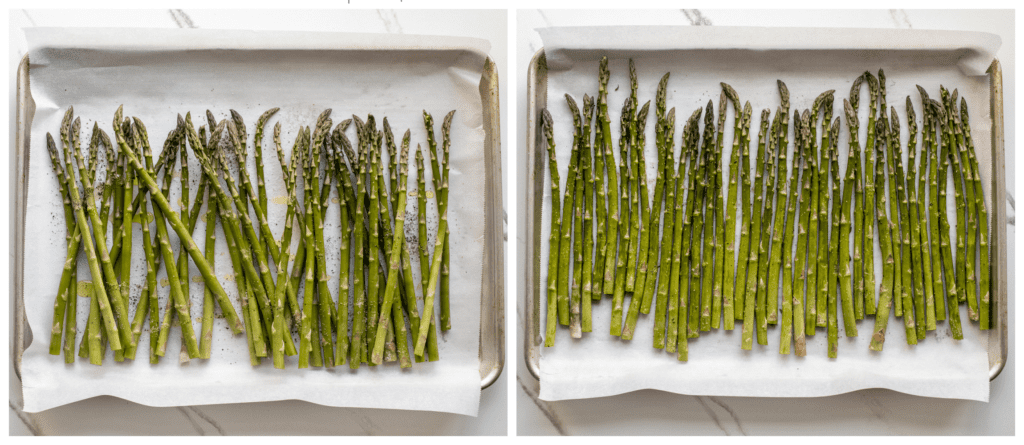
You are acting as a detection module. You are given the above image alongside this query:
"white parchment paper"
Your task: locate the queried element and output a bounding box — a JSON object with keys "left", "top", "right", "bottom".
{"left": 22, "top": 27, "right": 490, "bottom": 416}
{"left": 536, "top": 26, "right": 997, "bottom": 402}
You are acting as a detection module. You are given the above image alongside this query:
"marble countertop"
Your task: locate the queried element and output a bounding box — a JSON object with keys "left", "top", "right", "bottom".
{"left": 9, "top": 8, "right": 507, "bottom": 435}
{"left": 515, "top": 9, "right": 1014, "bottom": 435}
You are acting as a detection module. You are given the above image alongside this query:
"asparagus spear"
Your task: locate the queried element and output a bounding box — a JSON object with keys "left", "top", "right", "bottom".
{"left": 926, "top": 96, "right": 961, "bottom": 336}
{"left": 838, "top": 100, "right": 858, "bottom": 338}
{"left": 779, "top": 110, "right": 804, "bottom": 355}
{"left": 413, "top": 123, "right": 453, "bottom": 357}
{"left": 438, "top": 112, "right": 454, "bottom": 333}
{"left": 653, "top": 109, "right": 682, "bottom": 348}
{"left": 625, "top": 61, "right": 643, "bottom": 294}
{"left": 581, "top": 98, "right": 597, "bottom": 333}
{"left": 371, "top": 131, "right": 413, "bottom": 363}
{"left": 941, "top": 89, "right": 974, "bottom": 322}
{"left": 559, "top": 97, "right": 582, "bottom": 327}
{"left": 960, "top": 98, "right": 990, "bottom": 329}
{"left": 791, "top": 109, "right": 812, "bottom": 356}
{"left": 869, "top": 118, "right": 898, "bottom": 351}
{"left": 541, "top": 110, "right": 561, "bottom": 346}
{"left": 592, "top": 73, "right": 610, "bottom": 302}
{"left": 676, "top": 109, "right": 700, "bottom": 345}
{"left": 882, "top": 112, "right": 918, "bottom": 344}
{"left": 664, "top": 110, "right": 685, "bottom": 353}
{"left": 637, "top": 72, "right": 671, "bottom": 315}
{"left": 755, "top": 107, "right": 783, "bottom": 345}
{"left": 676, "top": 111, "right": 699, "bottom": 355}
{"left": 46, "top": 131, "right": 81, "bottom": 357}
{"left": 766, "top": 82, "right": 792, "bottom": 331}
{"left": 623, "top": 100, "right": 652, "bottom": 338}
{"left": 741, "top": 109, "right": 772, "bottom": 350}
{"left": 733, "top": 101, "right": 754, "bottom": 324}
{"left": 917, "top": 95, "right": 945, "bottom": 322}
{"left": 711, "top": 90, "right": 729, "bottom": 329}
{"left": 861, "top": 74, "right": 879, "bottom": 317}
{"left": 815, "top": 95, "right": 835, "bottom": 328}
{"left": 850, "top": 82, "right": 866, "bottom": 321}
{"left": 803, "top": 90, "right": 831, "bottom": 335}
{"left": 721, "top": 83, "right": 743, "bottom": 330}
{"left": 904, "top": 99, "right": 935, "bottom": 334}
{"left": 598, "top": 59, "right": 620, "bottom": 296}
{"left": 570, "top": 97, "right": 593, "bottom": 338}
{"left": 825, "top": 117, "right": 842, "bottom": 357}
{"left": 696, "top": 101, "right": 717, "bottom": 335}
{"left": 612, "top": 97, "right": 634, "bottom": 337}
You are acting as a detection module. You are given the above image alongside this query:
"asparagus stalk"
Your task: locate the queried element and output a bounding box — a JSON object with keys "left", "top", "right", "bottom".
{"left": 46, "top": 131, "right": 81, "bottom": 356}
{"left": 721, "top": 83, "right": 743, "bottom": 330}
{"left": 804, "top": 90, "right": 831, "bottom": 335}
{"left": 696, "top": 101, "right": 716, "bottom": 335}
{"left": 599, "top": 58, "right": 620, "bottom": 296}
{"left": 766, "top": 82, "right": 792, "bottom": 331}
{"left": 741, "top": 109, "right": 772, "bottom": 350}
{"left": 826, "top": 117, "right": 842, "bottom": 357}
{"left": 861, "top": 74, "right": 879, "bottom": 316}
{"left": 612, "top": 97, "right": 633, "bottom": 337}
{"left": 879, "top": 74, "right": 910, "bottom": 322}
{"left": 755, "top": 107, "right": 783, "bottom": 345}
{"left": 676, "top": 109, "right": 700, "bottom": 345}
{"left": 850, "top": 82, "right": 866, "bottom": 321}
{"left": 571, "top": 97, "right": 595, "bottom": 336}
{"left": 711, "top": 90, "right": 729, "bottom": 329}
{"left": 942, "top": 89, "right": 974, "bottom": 322}
{"left": 637, "top": 73, "right": 671, "bottom": 319}
{"left": 917, "top": 97, "right": 944, "bottom": 322}
{"left": 371, "top": 132, "right": 413, "bottom": 363}
{"left": 779, "top": 110, "right": 804, "bottom": 355}
{"left": 625, "top": 61, "right": 643, "bottom": 294}
{"left": 581, "top": 98, "right": 597, "bottom": 333}
{"left": 868, "top": 119, "right": 897, "bottom": 351}
{"left": 541, "top": 110, "right": 561, "bottom": 346}
{"left": 664, "top": 111, "right": 685, "bottom": 353}
{"left": 791, "top": 109, "right": 812, "bottom": 356}
{"left": 838, "top": 100, "right": 858, "bottom": 337}
{"left": 413, "top": 120, "right": 453, "bottom": 357}
{"left": 438, "top": 112, "right": 454, "bottom": 333}
{"left": 623, "top": 100, "right": 652, "bottom": 338}
{"left": 652, "top": 109, "right": 681, "bottom": 348}
{"left": 815, "top": 95, "right": 835, "bottom": 328}
{"left": 927, "top": 97, "right": 961, "bottom": 336}
{"left": 733, "top": 101, "right": 754, "bottom": 324}
{"left": 349, "top": 126, "right": 368, "bottom": 368}
{"left": 904, "top": 99, "right": 935, "bottom": 334}
{"left": 882, "top": 112, "right": 918, "bottom": 344}
{"left": 592, "top": 74, "right": 610, "bottom": 302}
{"left": 559, "top": 97, "right": 582, "bottom": 327}
{"left": 961, "top": 98, "right": 990, "bottom": 329}
{"left": 677, "top": 111, "right": 699, "bottom": 355}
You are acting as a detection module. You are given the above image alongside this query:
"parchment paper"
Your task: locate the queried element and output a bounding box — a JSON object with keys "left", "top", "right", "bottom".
{"left": 22, "top": 27, "right": 489, "bottom": 416}
{"left": 536, "top": 26, "right": 997, "bottom": 402}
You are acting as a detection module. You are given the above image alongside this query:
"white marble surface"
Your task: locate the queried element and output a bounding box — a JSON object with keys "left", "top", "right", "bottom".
{"left": 516, "top": 9, "right": 1014, "bottom": 435}
{"left": 9, "top": 8, "right": 507, "bottom": 435}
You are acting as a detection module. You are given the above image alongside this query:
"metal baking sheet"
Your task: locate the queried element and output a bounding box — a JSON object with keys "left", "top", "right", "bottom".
{"left": 13, "top": 46, "right": 504, "bottom": 391}
{"left": 523, "top": 47, "right": 1007, "bottom": 384}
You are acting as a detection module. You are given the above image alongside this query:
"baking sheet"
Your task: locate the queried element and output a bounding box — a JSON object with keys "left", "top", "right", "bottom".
{"left": 21, "top": 27, "right": 490, "bottom": 416}
{"left": 533, "top": 26, "right": 999, "bottom": 402}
